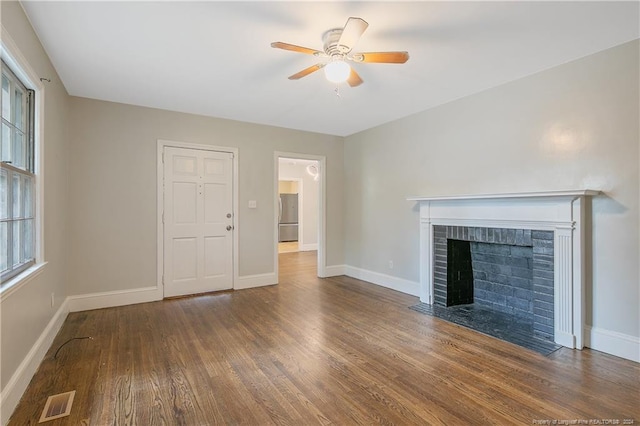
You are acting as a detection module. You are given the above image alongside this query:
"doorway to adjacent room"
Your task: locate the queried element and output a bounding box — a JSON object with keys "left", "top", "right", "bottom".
{"left": 274, "top": 153, "right": 325, "bottom": 279}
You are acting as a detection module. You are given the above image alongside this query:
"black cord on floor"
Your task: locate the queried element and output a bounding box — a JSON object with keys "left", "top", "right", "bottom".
{"left": 53, "top": 336, "right": 94, "bottom": 359}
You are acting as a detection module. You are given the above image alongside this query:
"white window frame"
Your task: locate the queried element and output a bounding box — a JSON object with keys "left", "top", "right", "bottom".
{"left": 2, "top": 61, "right": 36, "bottom": 280}
{"left": 0, "top": 27, "right": 46, "bottom": 297}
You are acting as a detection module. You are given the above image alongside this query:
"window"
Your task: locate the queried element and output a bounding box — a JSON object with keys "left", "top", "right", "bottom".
{"left": 1, "top": 60, "right": 35, "bottom": 282}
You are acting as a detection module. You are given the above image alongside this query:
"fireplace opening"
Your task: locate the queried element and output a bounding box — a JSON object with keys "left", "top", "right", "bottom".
{"left": 431, "top": 225, "right": 557, "bottom": 350}
{"left": 446, "top": 240, "right": 535, "bottom": 321}
{"left": 446, "top": 239, "right": 474, "bottom": 306}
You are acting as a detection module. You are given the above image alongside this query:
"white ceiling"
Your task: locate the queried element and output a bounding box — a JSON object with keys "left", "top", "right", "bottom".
{"left": 20, "top": 1, "right": 639, "bottom": 137}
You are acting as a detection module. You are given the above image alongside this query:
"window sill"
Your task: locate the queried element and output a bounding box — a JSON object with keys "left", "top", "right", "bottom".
{"left": 0, "top": 262, "right": 48, "bottom": 302}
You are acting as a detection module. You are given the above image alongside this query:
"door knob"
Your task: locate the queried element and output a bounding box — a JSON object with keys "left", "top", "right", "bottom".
{"left": 226, "top": 225, "right": 233, "bottom": 231}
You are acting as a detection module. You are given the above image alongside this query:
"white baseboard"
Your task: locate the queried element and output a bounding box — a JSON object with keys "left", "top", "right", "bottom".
{"left": 322, "top": 264, "right": 345, "bottom": 277}
{"left": 585, "top": 326, "right": 640, "bottom": 362}
{"left": 344, "top": 265, "right": 420, "bottom": 297}
{"left": 68, "top": 286, "right": 162, "bottom": 312}
{"left": 234, "top": 273, "right": 277, "bottom": 290}
{"left": 299, "top": 243, "right": 318, "bottom": 252}
{"left": 0, "top": 298, "right": 70, "bottom": 425}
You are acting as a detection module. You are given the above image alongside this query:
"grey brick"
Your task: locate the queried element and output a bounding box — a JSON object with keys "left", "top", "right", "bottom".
{"left": 533, "top": 238, "right": 554, "bottom": 249}
{"left": 534, "top": 292, "right": 554, "bottom": 304}
{"left": 511, "top": 266, "right": 532, "bottom": 279}
{"left": 533, "top": 327, "right": 554, "bottom": 341}
{"left": 533, "top": 269, "right": 554, "bottom": 280}
{"left": 493, "top": 283, "right": 514, "bottom": 297}
{"left": 492, "top": 303, "right": 513, "bottom": 315}
{"left": 534, "top": 300, "right": 554, "bottom": 312}
{"left": 534, "top": 307, "right": 554, "bottom": 318}
{"left": 513, "top": 310, "right": 533, "bottom": 320}
{"left": 534, "top": 314, "right": 554, "bottom": 327}
{"left": 533, "top": 283, "right": 554, "bottom": 295}
{"left": 509, "top": 256, "right": 531, "bottom": 268}
{"left": 487, "top": 273, "right": 510, "bottom": 285}
{"left": 510, "top": 245, "right": 533, "bottom": 257}
{"left": 473, "top": 270, "right": 487, "bottom": 280}
{"left": 508, "top": 276, "right": 529, "bottom": 289}
{"left": 532, "top": 230, "right": 554, "bottom": 240}
{"left": 533, "top": 246, "right": 554, "bottom": 255}
{"left": 514, "top": 288, "right": 533, "bottom": 301}
{"left": 507, "top": 296, "right": 531, "bottom": 312}
{"left": 486, "top": 292, "right": 506, "bottom": 305}
{"left": 533, "top": 253, "right": 554, "bottom": 263}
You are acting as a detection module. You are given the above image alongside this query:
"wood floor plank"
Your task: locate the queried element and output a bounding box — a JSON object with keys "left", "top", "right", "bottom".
{"left": 8, "top": 251, "right": 640, "bottom": 425}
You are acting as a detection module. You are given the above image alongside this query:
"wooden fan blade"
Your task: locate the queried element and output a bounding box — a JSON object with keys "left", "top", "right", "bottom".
{"left": 337, "top": 17, "right": 369, "bottom": 53}
{"left": 271, "top": 42, "right": 323, "bottom": 56}
{"left": 347, "top": 68, "right": 363, "bottom": 87}
{"left": 288, "top": 64, "right": 324, "bottom": 80}
{"left": 353, "top": 51, "right": 410, "bottom": 64}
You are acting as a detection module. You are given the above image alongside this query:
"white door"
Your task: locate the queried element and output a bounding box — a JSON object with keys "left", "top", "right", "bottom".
{"left": 163, "top": 146, "right": 234, "bottom": 297}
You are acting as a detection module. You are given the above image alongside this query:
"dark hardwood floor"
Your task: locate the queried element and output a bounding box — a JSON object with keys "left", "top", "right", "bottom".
{"left": 9, "top": 251, "right": 640, "bottom": 425}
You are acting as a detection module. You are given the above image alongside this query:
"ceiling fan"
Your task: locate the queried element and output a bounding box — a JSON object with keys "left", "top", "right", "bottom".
{"left": 271, "top": 17, "right": 409, "bottom": 87}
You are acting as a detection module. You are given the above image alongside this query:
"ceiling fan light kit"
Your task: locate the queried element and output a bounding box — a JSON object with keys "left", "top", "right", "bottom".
{"left": 271, "top": 17, "right": 409, "bottom": 88}
{"left": 324, "top": 60, "right": 351, "bottom": 83}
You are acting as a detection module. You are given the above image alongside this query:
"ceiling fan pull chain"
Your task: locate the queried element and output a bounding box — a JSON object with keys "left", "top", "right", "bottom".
{"left": 334, "top": 85, "right": 341, "bottom": 98}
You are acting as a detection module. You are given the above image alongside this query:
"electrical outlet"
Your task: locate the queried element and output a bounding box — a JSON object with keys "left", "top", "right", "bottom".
{"left": 51, "top": 293, "right": 55, "bottom": 308}
{"left": 388, "top": 260, "right": 394, "bottom": 269}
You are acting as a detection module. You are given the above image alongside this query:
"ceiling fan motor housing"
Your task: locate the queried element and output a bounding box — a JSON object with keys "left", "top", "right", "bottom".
{"left": 322, "top": 28, "right": 348, "bottom": 57}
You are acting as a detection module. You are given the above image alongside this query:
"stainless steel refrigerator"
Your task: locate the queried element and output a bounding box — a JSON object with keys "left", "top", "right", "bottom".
{"left": 278, "top": 193, "right": 298, "bottom": 242}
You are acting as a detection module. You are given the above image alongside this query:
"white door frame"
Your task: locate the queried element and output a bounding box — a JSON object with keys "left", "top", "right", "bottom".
{"left": 274, "top": 152, "right": 326, "bottom": 278}
{"left": 158, "top": 139, "right": 239, "bottom": 295}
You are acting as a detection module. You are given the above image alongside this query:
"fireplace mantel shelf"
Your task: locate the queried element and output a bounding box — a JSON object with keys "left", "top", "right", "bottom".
{"left": 407, "top": 189, "right": 599, "bottom": 202}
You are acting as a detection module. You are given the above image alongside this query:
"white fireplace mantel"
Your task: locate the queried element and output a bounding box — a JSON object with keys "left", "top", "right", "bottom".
{"left": 408, "top": 189, "right": 599, "bottom": 349}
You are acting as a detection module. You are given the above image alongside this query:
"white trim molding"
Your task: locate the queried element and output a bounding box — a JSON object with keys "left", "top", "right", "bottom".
{"left": 585, "top": 326, "right": 640, "bottom": 363}
{"left": 0, "top": 298, "right": 69, "bottom": 425}
{"left": 344, "top": 265, "right": 420, "bottom": 297}
{"left": 323, "top": 265, "right": 346, "bottom": 277}
{"left": 409, "top": 190, "right": 599, "bottom": 350}
{"left": 234, "top": 273, "right": 278, "bottom": 290}
{"left": 67, "top": 286, "right": 162, "bottom": 312}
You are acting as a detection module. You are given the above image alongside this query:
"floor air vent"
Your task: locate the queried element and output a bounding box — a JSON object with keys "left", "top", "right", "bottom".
{"left": 39, "top": 390, "right": 75, "bottom": 423}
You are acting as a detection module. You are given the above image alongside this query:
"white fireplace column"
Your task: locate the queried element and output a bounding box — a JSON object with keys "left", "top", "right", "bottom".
{"left": 408, "top": 190, "right": 598, "bottom": 350}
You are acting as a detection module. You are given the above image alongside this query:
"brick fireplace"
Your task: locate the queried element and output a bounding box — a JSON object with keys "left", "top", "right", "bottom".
{"left": 408, "top": 190, "right": 598, "bottom": 349}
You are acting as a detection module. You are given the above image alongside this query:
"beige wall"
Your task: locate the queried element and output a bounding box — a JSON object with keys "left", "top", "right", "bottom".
{"left": 278, "top": 181, "right": 298, "bottom": 194}
{"left": 344, "top": 40, "right": 640, "bottom": 343}
{"left": 1, "top": 1, "right": 70, "bottom": 391}
{"left": 67, "top": 98, "right": 344, "bottom": 295}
